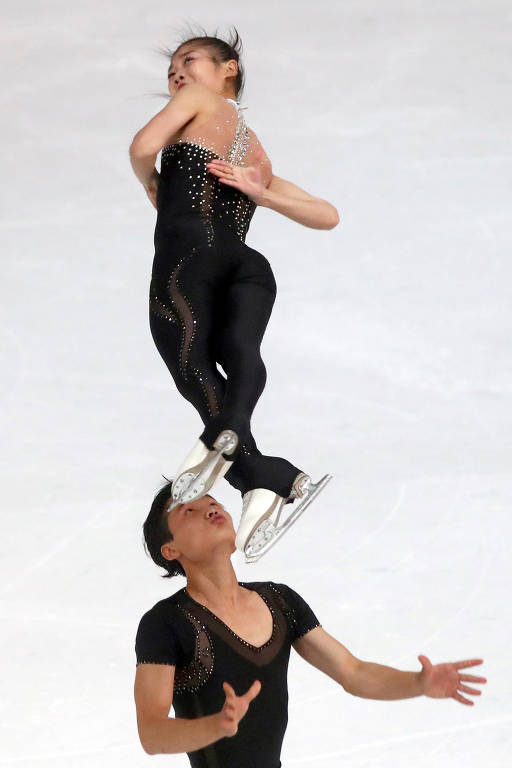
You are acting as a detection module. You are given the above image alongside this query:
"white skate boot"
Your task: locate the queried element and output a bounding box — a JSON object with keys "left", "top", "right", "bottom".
{"left": 235, "top": 472, "right": 333, "bottom": 563}
{"left": 170, "top": 429, "right": 238, "bottom": 508}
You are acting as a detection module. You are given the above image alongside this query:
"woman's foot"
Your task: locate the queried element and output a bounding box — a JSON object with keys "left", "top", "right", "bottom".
{"left": 235, "top": 472, "right": 333, "bottom": 563}
{"left": 170, "top": 429, "right": 239, "bottom": 507}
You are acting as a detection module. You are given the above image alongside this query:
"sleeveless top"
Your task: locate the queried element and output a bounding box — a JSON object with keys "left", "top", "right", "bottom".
{"left": 135, "top": 581, "right": 321, "bottom": 768}
{"left": 154, "top": 97, "right": 273, "bottom": 247}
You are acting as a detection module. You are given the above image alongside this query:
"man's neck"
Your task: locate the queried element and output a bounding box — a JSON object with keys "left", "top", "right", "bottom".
{"left": 185, "top": 560, "right": 244, "bottom": 611}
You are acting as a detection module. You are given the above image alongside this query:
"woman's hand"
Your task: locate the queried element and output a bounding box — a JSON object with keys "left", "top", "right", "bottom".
{"left": 206, "top": 149, "right": 266, "bottom": 204}
{"left": 144, "top": 169, "right": 160, "bottom": 210}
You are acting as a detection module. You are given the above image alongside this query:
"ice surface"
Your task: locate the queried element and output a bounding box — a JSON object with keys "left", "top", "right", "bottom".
{"left": 1, "top": 1, "right": 510, "bottom": 765}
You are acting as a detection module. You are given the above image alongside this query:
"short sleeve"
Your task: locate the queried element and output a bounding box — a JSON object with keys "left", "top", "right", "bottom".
{"left": 272, "top": 582, "right": 321, "bottom": 641}
{"left": 135, "top": 606, "right": 179, "bottom": 666}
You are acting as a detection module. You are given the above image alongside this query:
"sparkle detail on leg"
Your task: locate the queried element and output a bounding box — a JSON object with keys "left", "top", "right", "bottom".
{"left": 168, "top": 249, "right": 197, "bottom": 379}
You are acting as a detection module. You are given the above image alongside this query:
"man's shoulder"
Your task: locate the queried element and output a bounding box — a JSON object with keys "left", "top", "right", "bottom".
{"left": 260, "top": 581, "right": 313, "bottom": 608}
{"left": 242, "top": 579, "right": 281, "bottom": 593}
{"left": 253, "top": 580, "right": 291, "bottom": 592}
{"left": 242, "top": 580, "right": 296, "bottom": 600}
{"left": 138, "top": 586, "right": 187, "bottom": 623}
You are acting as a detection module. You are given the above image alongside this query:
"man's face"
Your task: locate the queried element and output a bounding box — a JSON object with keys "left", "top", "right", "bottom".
{"left": 161, "top": 493, "right": 236, "bottom": 565}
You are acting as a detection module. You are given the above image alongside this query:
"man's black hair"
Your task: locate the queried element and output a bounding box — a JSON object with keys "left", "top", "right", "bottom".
{"left": 143, "top": 479, "right": 186, "bottom": 578}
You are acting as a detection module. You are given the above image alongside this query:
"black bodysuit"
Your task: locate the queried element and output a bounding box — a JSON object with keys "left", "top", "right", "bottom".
{"left": 135, "top": 581, "right": 321, "bottom": 768}
{"left": 149, "top": 96, "right": 303, "bottom": 498}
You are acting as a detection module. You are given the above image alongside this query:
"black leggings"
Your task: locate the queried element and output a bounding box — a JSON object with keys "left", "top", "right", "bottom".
{"left": 150, "top": 225, "right": 303, "bottom": 498}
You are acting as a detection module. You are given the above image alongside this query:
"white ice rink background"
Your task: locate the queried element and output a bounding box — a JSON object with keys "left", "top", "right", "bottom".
{"left": 1, "top": 1, "right": 511, "bottom": 765}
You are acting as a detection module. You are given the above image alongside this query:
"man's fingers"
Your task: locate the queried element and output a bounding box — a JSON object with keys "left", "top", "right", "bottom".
{"left": 458, "top": 684, "right": 481, "bottom": 696}
{"left": 223, "top": 682, "right": 235, "bottom": 697}
{"left": 453, "top": 692, "right": 474, "bottom": 705}
{"left": 224, "top": 679, "right": 261, "bottom": 708}
{"left": 454, "top": 659, "right": 483, "bottom": 669}
{"left": 244, "top": 680, "right": 262, "bottom": 701}
{"left": 459, "top": 674, "right": 487, "bottom": 683}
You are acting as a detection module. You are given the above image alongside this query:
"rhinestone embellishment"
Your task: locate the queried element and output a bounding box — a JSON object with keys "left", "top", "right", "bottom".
{"left": 173, "top": 608, "right": 215, "bottom": 695}
{"left": 183, "top": 584, "right": 277, "bottom": 651}
{"left": 160, "top": 141, "right": 256, "bottom": 243}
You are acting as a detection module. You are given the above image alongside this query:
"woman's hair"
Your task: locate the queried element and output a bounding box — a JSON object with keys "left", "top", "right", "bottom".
{"left": 143, "top": 478, "right": 186, "bottom": 578}
{"left": 161, "top": 24, "right": 245, "bottom": 100}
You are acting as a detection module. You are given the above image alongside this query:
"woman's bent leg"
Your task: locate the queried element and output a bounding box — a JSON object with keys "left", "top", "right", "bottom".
{"left": 149, "top": 265, "right": 226, "bottom": 426}
{"left": 150, "top": 248, "right": 303, "bottom": 496}
{"left": 225, "top": 433, "right": 304, "bottom": 498}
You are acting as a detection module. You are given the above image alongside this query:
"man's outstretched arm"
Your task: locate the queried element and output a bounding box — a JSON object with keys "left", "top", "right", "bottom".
{"left": 293, "top": 627, "right": 486, "bottom": 705}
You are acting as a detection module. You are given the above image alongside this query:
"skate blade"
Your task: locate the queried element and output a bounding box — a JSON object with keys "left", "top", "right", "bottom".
{"left": 244, "top": 474, "right": 333, "bottom": 563}
{"left": 172, "top": 430, "right": 238, "bottom": 506}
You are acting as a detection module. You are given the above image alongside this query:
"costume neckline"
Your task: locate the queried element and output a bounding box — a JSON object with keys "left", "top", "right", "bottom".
{"left": 182, "top": 582, "right": 276, "bottom": 651}
{"left": 226, "top": 97, "right": 247, "bottom": 114}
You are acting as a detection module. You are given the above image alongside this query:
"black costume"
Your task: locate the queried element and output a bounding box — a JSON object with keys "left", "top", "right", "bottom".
{"left": 149, "top": 97, "right": 303, "bottom": 498}
{"left": 136, "top": 581, "right": 320, "bottom": 768}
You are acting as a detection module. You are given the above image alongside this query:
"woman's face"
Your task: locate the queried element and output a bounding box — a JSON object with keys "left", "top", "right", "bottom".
{"left": 167, "top": 44, "right": 236, "bottom": 98}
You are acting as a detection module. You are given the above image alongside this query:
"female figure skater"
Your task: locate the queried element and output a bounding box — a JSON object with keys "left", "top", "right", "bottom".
{"left": 129, "top": 29, "right": 339, "bottom": 562}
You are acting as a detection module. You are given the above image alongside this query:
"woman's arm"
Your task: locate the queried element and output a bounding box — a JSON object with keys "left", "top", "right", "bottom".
{"left": 205, "top": 158, "right": 339, "bottom": 230}
{"left": 129, "top": 83, "right": 208, "bottom": 188}
{"left": 259, "top": 174, "right": 339, "bottom": 230}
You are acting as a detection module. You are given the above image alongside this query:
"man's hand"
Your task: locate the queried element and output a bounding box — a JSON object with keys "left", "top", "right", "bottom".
{"left": 418, "top": 655, "right": 486, "bottom": 705}
{"left": 216, "top": 680, "right": 261, "bottom": 737}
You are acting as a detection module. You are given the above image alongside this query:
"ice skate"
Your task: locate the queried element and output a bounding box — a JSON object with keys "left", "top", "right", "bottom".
{"left": 236, "top": 472, "right": 333, "bottom": 563}
{"left": 170, "top": 429, "right": 238, "bottom": 508}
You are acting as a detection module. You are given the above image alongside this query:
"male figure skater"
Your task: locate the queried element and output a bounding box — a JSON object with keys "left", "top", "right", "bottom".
{"left": 134, "top": 484, "right": 486, "bottom": 765}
